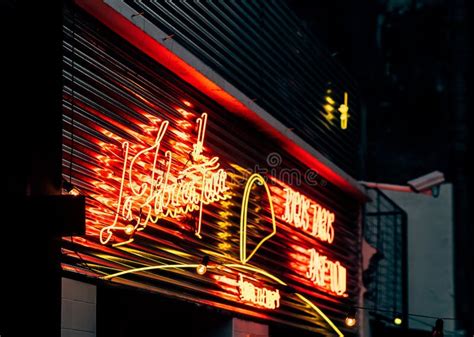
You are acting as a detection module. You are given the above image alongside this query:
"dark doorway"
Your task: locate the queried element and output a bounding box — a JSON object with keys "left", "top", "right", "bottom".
{"left": 97, "top": 285, "right": 232, "bottom": 337}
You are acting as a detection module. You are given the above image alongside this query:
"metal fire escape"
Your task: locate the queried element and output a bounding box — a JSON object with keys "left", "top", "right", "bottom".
{"left": 363, "top": 187, "right": 408, "bottom": 328}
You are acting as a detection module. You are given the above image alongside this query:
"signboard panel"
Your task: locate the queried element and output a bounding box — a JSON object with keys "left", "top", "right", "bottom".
{"left": 62, "top": 7, "right": 360, "bottom": 336}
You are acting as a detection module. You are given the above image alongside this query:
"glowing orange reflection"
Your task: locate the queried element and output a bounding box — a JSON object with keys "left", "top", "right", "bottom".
{"left": 99, "top": 113, "right": 230, "bottom": 244}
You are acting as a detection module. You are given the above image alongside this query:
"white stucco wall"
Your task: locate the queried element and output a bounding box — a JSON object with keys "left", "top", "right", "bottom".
{"left": 383, "top": 183, "right": 455, "bottom": 333}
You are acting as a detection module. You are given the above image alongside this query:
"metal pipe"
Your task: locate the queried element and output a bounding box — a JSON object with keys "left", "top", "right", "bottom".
{"left": 359, "top": 181, "right": 412, "bottom": 192}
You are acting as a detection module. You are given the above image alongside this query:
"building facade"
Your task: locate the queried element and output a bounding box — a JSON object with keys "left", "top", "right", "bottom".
{"left": 1, "top": 1, "right": 368, "bottom": 337}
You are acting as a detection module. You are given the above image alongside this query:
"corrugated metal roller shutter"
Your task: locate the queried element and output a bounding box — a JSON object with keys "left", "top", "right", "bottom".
{"left": 62, "top": 5, "right": 360, "bottom": 336}
{"left": 124, "top": 0, "right": 361, "bottom": 176}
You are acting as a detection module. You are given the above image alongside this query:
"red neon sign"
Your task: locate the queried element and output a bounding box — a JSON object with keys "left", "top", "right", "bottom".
{"left": 282, "top": 187, "right": 335, "bottom": 244}
{"left": 215, "top": 273, "right": 281, "bottom": 310}
{"left": 277, "top": 185, "right": 346, "bottom": 296}
{"left": 306, "top": 248, "right": 346, "bottom": 295}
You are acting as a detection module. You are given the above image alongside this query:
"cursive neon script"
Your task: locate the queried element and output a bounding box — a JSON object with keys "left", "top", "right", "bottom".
{"left": 282, "top": 188, "right": 335, "bottom": 244}
{"left": 100, "top": 113, "right": 229, "bottom": 245}
{"left": 306, "top": 248, "right": 346, "bottom": 295}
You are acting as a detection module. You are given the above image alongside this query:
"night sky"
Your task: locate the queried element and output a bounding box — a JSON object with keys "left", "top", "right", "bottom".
{"left": 287, "top": 0, "right": 471, "bottom": 184}
{"left": 287, "top": 0, "right": 473, "bottom": 334}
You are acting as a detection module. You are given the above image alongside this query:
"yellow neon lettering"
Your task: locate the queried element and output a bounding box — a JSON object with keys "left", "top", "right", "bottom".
{"left": 240, "top": 174, "right": 277, "bottom": 264}
{"left": 282, "top": 188, "right": 335, "bottom": 244}
{"left": 100, "top": 113, "right": 230, "bottom": 244}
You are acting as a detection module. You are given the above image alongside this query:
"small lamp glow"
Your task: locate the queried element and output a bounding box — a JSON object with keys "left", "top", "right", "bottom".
{"left": 63, "top": 180, "right": 80, "bottom": 196}
{"left": 196, "top": 255, "right": 209, "bottom": 275}
{"left": 124, "top": 224, "right": 135, "bottom": 235}
{"left": 393, "top": 313, "right": 403, "bottom": 325}
{"left": 345, "top": 317, "right": 356, "bottom": 327}
{"left": 69, "top": 188, "right": 81, "bottom": 196}
{"left": 345, "top": 307, "right": 357, "bottom": 327}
